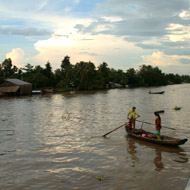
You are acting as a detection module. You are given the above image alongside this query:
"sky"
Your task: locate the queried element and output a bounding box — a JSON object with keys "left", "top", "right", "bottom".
{"left": 0, "top": 0, "right": 190, "bottom": 75}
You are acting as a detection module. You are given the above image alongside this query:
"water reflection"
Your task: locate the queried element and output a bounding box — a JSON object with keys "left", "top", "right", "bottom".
{"left": 126, "top": 136, "right": 188, "bottom": 171}
{"left": 126, "top": 138, "right": 139, "bottom": 167}
{"left": 154, "top": 149, "right": 164, "bottom": 171}
{"left": 0, "top": 84, "right": 189, "bottom": 190}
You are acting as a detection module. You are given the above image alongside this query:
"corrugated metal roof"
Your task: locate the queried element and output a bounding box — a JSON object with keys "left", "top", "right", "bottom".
{"left": 0, "top": 86, "right": 20, "bottom": 93}
{"left": 5, "top": 79, "right": 31, "bottom": 85}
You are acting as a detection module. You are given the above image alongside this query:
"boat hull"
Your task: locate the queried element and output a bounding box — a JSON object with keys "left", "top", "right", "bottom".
{"left": 149, "top": 91, "right": 165, "bottom": 94}
{"left": 125, "top": 126, "right": 188, "bottom": 146}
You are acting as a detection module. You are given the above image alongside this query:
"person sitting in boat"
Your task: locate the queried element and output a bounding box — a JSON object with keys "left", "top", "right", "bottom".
{"left": 127, "top": 107, "right": 140, "bottom": 130}
{"left": 154, "top": 112, "right": 162, "bottom": 140}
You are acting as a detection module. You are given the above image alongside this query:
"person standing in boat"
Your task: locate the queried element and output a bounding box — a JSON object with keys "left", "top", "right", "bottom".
{"left": 154, "top": 112, "right": 162, "bottom": 140}
{"left": 127, "top": 107, "right": 140, "bottom": 130}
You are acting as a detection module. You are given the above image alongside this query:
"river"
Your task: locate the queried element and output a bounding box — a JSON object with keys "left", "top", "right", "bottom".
{"left": 0, "top": 84, "right": 190, "bottom": 190}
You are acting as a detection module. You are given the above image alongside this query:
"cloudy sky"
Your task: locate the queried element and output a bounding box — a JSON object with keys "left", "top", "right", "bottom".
{"left": 0, "top": 0, "right": 189, "bottom": 74}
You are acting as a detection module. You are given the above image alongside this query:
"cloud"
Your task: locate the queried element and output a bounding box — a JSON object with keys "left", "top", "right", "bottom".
{"left": 179, "top": 10, "right": 190, "bottom": 20}
{"left": 32, "top": 33, "right": 142, "bottom": 70}
{"left": 166, "top": 23, "right": 190, "bottom": 42}
{"left": 0, "top": 26, "right": 51, "bottom": 37}
{"left": 136, "top": 40, "right": 190, "bottom": 56}
{"left": 74, "top": 0, "right": 190, "bottom": 58}
{"left": 141, "top": 51, "right": 190, "bottom": 74}
{"left": 75, "top": 18, "right": 168, "bottom": 37}
{"left": 6, "top": 48, "right": 26, "bottom": 68}
{"left": 79, "top": 51, "right": 98, "bottom": 56}
{"left": 142, "top": 51, "right": 177, "bottom": 67}
{"left": 136, "top": 43, "right": 163, "bottom": 50}
{"left": 180, "top": 59, "right": 190, "bottom": 64}
{"left": 0, "top": 0, "right": 190, "bottom": 75}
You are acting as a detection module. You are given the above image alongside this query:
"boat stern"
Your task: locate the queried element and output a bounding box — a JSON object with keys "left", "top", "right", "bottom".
{"left": 179, "top": 138, "right": 188, "bottom": 145}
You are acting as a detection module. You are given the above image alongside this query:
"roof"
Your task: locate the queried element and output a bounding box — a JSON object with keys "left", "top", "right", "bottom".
{"left": 5, "top": 79, "right": 31, "bottom": 85}
{"left": 0, "top": 86, "right": 20, "bottom": 93}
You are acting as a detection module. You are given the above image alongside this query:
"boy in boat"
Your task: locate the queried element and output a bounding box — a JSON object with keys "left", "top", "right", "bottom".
{"left": 154, "top": 112, "right": 162, "bottom": 140}
{"left": 127, "top": 107, "right": 140, "bottom": 130}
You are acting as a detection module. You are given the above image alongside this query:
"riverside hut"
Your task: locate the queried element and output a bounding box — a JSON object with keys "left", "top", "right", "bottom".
{"left": 0, "top": 79, "right": 32, "bottom": 96}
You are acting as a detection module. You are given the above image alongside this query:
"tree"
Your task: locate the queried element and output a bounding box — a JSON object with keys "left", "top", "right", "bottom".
{"left": 165, "top": 73, "right": 182, "bottom": 84}
{"left": 137, "top": 65, "right": 166, "bottom": 86}
{"left": 97, "top": 62, "right": 110, "bottom": 86}
{"left": 1, "top": 58, "right": 18, "bottom": 78}
{"left": 115, "top": 69, "right": 127, "bottom": 85}
{"left": 57, "top": 56, "right": 73, "bottom": 88}
{"left": 44, "top": 62, "right": 52, "bottom": 78}
{"left": 61, "top": 55, "right": 71, "bottom": 71}
{"left": 126, "top": 68, "right": 143, "bottom": 87}
{"left": 22, "top": 63, "right": 34, "bottom": 74}
{"left": 73, "top": 61, "right": 96, "bottom": 90}
{"left": 0, "top": 64, "right": 3, "bottom": 84}
{"left": 43, "top": 61, "right": 55, "bottom": 87}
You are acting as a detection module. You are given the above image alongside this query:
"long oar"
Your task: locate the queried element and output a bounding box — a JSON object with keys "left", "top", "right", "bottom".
{"left": 136, "top": 120, "right": 176, "bottom": 130}
{"left": 103, "top": 123, "right": 126, "bottom": 137}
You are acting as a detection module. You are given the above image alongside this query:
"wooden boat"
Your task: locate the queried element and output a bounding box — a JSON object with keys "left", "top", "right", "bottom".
{"left": 155, "top": 110, "right": 165, "bottom": 113}
{"left": 42, "top": 89, "right": 54, "bottom": 93}
{"left": 149, "top": 91, "right": 165, "bottom": 94}
{"left": 125, "top": 125, "right": 188, "bottom": 147}
{"left": 174, "top": 106, "right": 181, "bottom": 111}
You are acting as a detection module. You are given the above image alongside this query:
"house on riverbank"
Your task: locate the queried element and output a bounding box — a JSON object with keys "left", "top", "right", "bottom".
{"left": 106, "top": 82, "right": 124, "bottom": 89}
{"left": 0, "top": 79, "right": 32, "bottom": 96}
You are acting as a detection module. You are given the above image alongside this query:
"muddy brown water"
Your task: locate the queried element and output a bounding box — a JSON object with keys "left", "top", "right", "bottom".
{"left": 0, "top": 84, "right": 190, "bottom": 190}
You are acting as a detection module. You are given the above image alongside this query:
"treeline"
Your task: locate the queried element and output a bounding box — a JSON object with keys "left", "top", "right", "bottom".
{"left": 0, "top": 56, "right": 190, "bottom": 90}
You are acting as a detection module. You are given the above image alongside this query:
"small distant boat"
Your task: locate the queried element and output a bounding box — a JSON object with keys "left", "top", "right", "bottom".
{"left": 42, "top": 89, "right": 54, "bottom": 93}
{"left": 125, "top": 125, "right": 188, "bottom": 147}
{"left": 174, "top": 106, "right": 181, "bottom": 111}
{"left": 155, "top": 110, "right": 165, "bottom": 113}
{"left": 149, "top": 91, "right": 165, "bottom": 94}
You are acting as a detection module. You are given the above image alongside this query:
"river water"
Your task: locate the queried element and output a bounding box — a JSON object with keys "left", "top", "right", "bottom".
{"left": 0, "top": 84, "right": 190, "bottom": 190}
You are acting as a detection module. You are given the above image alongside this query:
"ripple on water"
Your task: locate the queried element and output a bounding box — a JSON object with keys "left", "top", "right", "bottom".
{"left": 0, "top": 84, "right": 190, "bottom": 190}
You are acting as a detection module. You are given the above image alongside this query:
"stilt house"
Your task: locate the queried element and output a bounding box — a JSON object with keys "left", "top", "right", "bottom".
{"left": 0, "top": 79, "right": 32, "bottom": 96}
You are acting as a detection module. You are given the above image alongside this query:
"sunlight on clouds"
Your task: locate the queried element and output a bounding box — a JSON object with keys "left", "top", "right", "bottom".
{"left": 6, "top": 48, "right": 26, "bottom": 68}
{"left": 142, "top": 51, "right": 175, "bottom": 66}
{"left": 167, "top": 24, "right": 183, "bottom": 30}
{"left": 95, "top": 24, "right": 110, "bottom": 32}
{"left": 142, "top": 51, "right": 190, "bottom": 67}
{"left": 32, "top": 45, "right": 94, "bottom": 69}
{"left": 102, "top": 16, "right": 123, "bottom": 22}
{"left": 35, "top": 34, "right": 74, "bottom": 47}
{"left": 179, "top": 10, "right": 190, "bottom": 20}
{"left": 33, "top": 33, "right": 96, "bottom": 68}
{"left": 33, "top": 33, "right": 141, "bottom": 69}
{"left": 166, "top": 23, "right": 190, "bottom": 42}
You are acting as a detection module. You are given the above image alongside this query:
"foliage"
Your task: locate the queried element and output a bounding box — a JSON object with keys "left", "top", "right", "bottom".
{"left": 137, "top": 65, "right": 167, "bottom": 86}
{"left": 126, "top": 68, "right": 143, "bottom": 87}
{"left": 73, "top": 61, "right": 96, "bottom": 90}
{"left": 0, "top": 56, "right": 190, "bottom": 90}
{"left": 165, "top": 73, "right": 182, "bottom": 84}
{"left": 97, "top": 62, "right": 110, "bottom": 87}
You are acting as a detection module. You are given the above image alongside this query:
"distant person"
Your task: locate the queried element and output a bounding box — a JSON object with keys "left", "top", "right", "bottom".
{"left": 127, "top": 107, "right": 140, "bottom": 130}
{"left": 154, "top": 112, "right": 162, "bottom": 140}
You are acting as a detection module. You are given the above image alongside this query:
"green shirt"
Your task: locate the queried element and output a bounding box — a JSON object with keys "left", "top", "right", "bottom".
{"left": 128, "top": 110, "right": 139, "bottom": 119}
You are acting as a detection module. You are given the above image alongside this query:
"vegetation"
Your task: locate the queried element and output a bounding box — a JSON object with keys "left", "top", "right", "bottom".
{"left": 0, "top": 56, "right": 190, "bottom": 90}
